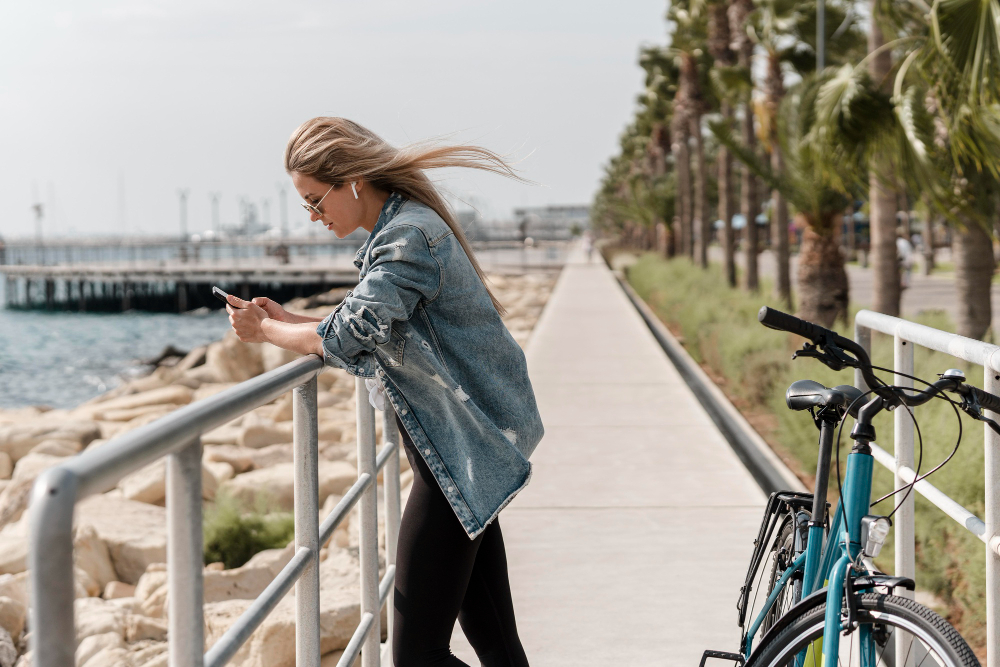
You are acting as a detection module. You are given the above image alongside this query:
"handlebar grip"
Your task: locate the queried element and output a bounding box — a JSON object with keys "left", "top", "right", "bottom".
{"left": 970, "top": 386, "right": 1000, "bottom": 413}
{"left": 758, "top": 306, "right": 828, "bottom": 342}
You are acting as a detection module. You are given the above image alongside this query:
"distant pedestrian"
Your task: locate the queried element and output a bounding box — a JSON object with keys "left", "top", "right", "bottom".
{"left": 227, "top": 117, "right": 539, "bottom": 667}
{"left": 582, "top": 231, "right": 594, "bottom": 262}
{"left": 897, "top": 231, "right": 915, "bottom": 289}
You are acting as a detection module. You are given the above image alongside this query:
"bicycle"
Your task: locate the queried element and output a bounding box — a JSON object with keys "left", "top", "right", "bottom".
{"left": 699, "top": 306, "right": 1000, "bottom": 667}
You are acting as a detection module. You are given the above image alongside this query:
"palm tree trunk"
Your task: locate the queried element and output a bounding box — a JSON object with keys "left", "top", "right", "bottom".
{"left": 671, "top": 107, "right": 693, "bottom": 258}
{"left": 797, "top": 220, "right": 849, "bottom": 327}
{"left": 730, "top": 0, "right": 758, "bottom": 290}
{"left": 868, "top": 7, "right": 900, "bottom": 315}
{"left": 720, "top": 102, "right": 737, "bottom": 286}
{"left": 766, "top": 49, "right": 791, "bottom": 306}
{"left": 691, "top": 113, "right": 709, "bottom": 268}
{"left": 953, "top": 220, "right": 995, "bottom": 340}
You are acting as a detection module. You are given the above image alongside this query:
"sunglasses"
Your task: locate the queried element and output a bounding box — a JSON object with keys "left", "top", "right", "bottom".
{"left": 300, "top": 183, "right": 336, "bottom": 216}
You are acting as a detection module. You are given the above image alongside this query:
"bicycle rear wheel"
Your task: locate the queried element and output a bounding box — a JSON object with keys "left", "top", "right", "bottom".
{"left": 749, "top": 593, "right": 979, "bottom": 667}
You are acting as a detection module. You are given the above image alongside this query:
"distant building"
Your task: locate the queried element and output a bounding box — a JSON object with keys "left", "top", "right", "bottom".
{"left": 513, "top": 205, "right": 590, "bottom": 241}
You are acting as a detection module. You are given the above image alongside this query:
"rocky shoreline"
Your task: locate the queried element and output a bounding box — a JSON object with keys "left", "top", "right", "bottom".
{"left": 0, "top": 271, "right": 559, "bottom": 667}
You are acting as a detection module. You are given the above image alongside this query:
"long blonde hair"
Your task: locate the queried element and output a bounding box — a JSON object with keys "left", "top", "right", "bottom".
{"left": 284, "top": 117, "right": 523, "bottom": 315}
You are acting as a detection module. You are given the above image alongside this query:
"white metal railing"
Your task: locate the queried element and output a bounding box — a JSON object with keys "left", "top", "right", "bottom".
{"left": 854, "top": 309, "right": 1000, "bottom": 666}
{"left": 28, "top": 354, "right": 402, "bottom": 667}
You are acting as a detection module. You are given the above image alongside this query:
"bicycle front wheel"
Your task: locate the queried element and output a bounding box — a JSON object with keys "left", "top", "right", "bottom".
{"left": 749, "top": 593, "right": 980, "bottom": 667}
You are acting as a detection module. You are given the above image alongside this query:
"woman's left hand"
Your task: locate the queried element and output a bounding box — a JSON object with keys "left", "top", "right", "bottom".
{"left": 226, "top": 295, "right": 270, "bottom": 343}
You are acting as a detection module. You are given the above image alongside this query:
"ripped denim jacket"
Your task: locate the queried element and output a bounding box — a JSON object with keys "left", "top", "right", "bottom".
{"left": 316, "top": 193, "right": 544, "bottom": 539}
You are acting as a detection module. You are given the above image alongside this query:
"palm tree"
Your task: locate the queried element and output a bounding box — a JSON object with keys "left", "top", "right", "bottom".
{"left": 728, "top": 0, "right": 760, "bottom": 291}
{"left": 708, "top": 0, "right": 738, "bottom": 286}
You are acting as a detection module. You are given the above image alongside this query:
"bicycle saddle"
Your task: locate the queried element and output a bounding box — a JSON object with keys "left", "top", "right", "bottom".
{"left": 786, "top": 380, "right": 865, "bottom": 416}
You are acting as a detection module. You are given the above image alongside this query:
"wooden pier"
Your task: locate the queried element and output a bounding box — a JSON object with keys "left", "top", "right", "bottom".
{"left": 0, "top": 260, "right": 359, "bottom": 312}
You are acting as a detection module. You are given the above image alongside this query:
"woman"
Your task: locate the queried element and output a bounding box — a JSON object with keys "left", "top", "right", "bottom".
{"left": 227, "top": 117, "right": 542, "bottom": 667}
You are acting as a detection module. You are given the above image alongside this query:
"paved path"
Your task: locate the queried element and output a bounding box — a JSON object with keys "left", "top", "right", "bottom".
{"left": 450, "top": 248, "right": 767, "bottom": 665}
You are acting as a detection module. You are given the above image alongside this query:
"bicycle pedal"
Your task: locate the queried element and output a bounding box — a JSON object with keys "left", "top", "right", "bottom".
{"left": 699, "top": 649, "right": 745, "bottom": 667}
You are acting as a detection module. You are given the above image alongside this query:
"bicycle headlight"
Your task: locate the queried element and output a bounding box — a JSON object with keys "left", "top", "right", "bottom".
{"left": 861, "top": 515, "right": 892, "bottom": 558}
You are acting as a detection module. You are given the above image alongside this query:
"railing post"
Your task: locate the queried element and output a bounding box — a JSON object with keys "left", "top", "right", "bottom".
{"left": 854, "top": 320, "right": 872, "bottom": 393}
{"left": 893, "top": 335, "right": 916, "bottom": 665}
{"left": 167, "top": 436, "right": 205, "bottom": 667}
{"left": 986, "top": 364, "right": 1000, "bottom": 667}
{"left": 381, "top": 406, "right": 402, "bottom": 667}
{"left": 294, "top": 377, "right": 321, "bottom": 667}
{"left": 29, "top": 468, "right": 79, "bottom": 667}
{"left": 356, "top": 377, "right": 381, "bottom": 667}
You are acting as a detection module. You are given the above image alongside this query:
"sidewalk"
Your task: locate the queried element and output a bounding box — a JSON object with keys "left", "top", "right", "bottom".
{"left": 451, "top": 249, "right": 768, "bottom": 665}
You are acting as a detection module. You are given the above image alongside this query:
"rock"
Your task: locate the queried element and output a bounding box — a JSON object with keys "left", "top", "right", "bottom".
{"left": 80, "top": 646, "right": 130, "bottom": 667}
{"left": 220, "top": 461, "right": 356, "bottom": 511}
{"left": 125, "top": 615, "right": 167, "bottom": 643}
{"left": 94, "top": 405, "right": 178, "bottom": 423}
{"left": 134, "top": 568, "right": 168, "bottom": 619}
{"left": 203, "top": 543, "right": 294, "bottom": 603}
{"left": 204, "top": 332, "right": 264, "bottom": 383}
{"left": 71, "top": 386, "right": 193, "bottom": 421}
{"left": 28, "top": 439, "right": 81, "bottom": 457}
{"left": 118, "top": 460, "right": 218, "bottom": 505}
{"left": 73, "top": 524, "right": 119, "bottom": 593}
{"left": 247, "top": 443, "right": 293, "bottom": 468}
{"left": 0, "top": 574, "right": 28, "bottom": 608}
{"left": 0, "top": 420, "right": 99, "bottom": 464}
{"left": 203, "top": 550, "right": 362, "bottom": 667}
{"left": 237, "top": 424, "right": 292, "bottom": 449}
{"left": 321, "top": 651, "right": 360, "bottom": 667}
{"left": 262, "top": 345, "right": 301, "bottom": 373}
{"left": 75, "top": 597, "right": 126, "bottom": 641}
{"left": 0, "top": 455, "right": 10, "bottom": 481}
{"left": 202, "top": 425, "right": 242, "bottom": 447}
{"left": 75, "top": 567, "right": 101, "bottom": 597}
{"left": 0, "top": 481, "right": 31, "bottom": 531}
{"left": 193, "top": 383, "right": 237, "bottom": 403}
{"left": 203, "top": 461, "right": 234, "bottom": 485}
{"left": 76, "top": 496, "right": 166, "bottom": 585}
{"left": 75, "top": 632, "right": 124, "bottom": 667}
{"left": 173, "top": 346, "right": 208, "bottom": 374}
{"left": 103, "top": 582, "right": 135, "bottom": 600}
{"left": 0, "top": 597, "right": 25, "bottom": 643}
{"left": 205, "top": 562, "right": 225, "bottom": 572}
{"left": 203, "top": 445, "right": 254, "bottom": 473}
{"left": 0, "top": 519, "right": 28, "bottom": 575}
{"left": 127, "top": 639, "right": 167, "bottom": 666}
{"left": 11, "top": 453, "right": 68, "bottom": 483}
{"left": 0, "top": 627, "right": 15, "bottom": 667}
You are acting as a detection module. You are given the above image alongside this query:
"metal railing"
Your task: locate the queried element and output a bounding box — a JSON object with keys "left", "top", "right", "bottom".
{"left": 28, "top": 354, "right": 403, "bottom": 667}
{"left": 854, "top": 309, "right": 1000, "bottom": 666}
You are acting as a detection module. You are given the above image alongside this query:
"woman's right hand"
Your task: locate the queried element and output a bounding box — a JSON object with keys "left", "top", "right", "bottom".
{"left": 251, "top": 297, "right": 291, "bottom": 322}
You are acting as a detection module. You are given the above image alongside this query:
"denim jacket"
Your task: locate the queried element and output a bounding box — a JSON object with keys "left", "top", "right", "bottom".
{"left": 316, "top": 193, "right": 544, "bottom": 538}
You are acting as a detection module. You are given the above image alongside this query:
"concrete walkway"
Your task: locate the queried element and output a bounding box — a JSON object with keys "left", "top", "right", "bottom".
{"left": 450, "top": 249, "right": 768, "bottom": 665}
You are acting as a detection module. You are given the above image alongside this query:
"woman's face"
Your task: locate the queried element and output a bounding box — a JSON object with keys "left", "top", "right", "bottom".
{"left": 291, "top": 172, "right": 363, "bottom": 238}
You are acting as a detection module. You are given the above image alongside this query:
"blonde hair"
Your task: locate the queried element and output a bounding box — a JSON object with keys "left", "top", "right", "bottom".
{"left": 285, "top": 117, "right": 524, "bottom": 315}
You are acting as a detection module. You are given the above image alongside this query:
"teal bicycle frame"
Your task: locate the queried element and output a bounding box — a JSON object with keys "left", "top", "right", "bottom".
{"left": 743, "top": 404, "right": 878, "bottom": 666}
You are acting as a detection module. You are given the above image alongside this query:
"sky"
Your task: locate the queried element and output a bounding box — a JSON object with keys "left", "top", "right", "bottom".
{"left": 1, "top": 1, "right": 667, "bottom": 238}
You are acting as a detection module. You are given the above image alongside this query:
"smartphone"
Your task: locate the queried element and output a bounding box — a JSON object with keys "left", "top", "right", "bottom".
{"left": 212, "top": 286, "right": 240, "bottom": 308}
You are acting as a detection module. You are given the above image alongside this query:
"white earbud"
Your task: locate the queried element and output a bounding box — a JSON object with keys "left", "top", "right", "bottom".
{"left": 351, "top": 182, "right": 358, "bottom": 199}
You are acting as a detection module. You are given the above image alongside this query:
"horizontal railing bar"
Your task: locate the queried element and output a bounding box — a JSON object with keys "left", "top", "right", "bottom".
{"left": 375, "top": 441, "right": 395, "bottom": 471}
{"left": 319, "top": 473, "right": 373, "bottom": 547}
{"left": 336, "top": 612, "right": 375, "bottom": 667}
{"left": 870, "top": 443, "right": 991, "bottom": 545}
{"left": 378, "top": 565, "right": 396, "bottom": 609}
{"left": 203, "top": 546, "right": 314, "bottom": 667}
{"left": 63, "top": 355, "right": 324, "bottom": 498}
{"left": 856, "top": 310, "right": 1000, "bottom": 372}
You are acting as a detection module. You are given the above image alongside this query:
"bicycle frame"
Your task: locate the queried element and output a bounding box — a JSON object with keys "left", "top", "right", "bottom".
{"left": 743, "top": 422, "right": 876, "bottom": 665}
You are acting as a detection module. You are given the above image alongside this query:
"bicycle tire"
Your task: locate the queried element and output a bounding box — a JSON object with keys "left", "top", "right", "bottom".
{"left": 749, "top": 592, "right": 980, "bottom": 667}
{"left": 760, "top": 517, "right": 801, "bottom": 636}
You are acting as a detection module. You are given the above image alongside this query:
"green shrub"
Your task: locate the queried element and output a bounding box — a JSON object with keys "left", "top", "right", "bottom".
{"left": 203, "top": 490, "right": 296, "bottom": 569}
{"left": 627, "top": 252, "right": 989, "bottom": 650}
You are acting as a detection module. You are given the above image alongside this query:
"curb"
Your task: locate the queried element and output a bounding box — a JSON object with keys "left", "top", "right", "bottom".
{"left": 614, "top": 273, "right": 808, "bottom": 495}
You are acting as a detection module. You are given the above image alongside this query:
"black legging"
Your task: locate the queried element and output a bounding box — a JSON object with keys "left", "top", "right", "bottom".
{"left": 393, "top": 417, "right": 529, "bottom": 667}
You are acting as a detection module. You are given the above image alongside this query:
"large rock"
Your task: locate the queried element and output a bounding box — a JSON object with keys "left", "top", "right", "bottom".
{"left": 0, "top": 627, "right": 15, "bottom": 667}
{"left": 0, "top": 480, "right": 31, "bottom": 531}
{"left": 118, "top": 459, "right": 218, "bottom": 505}
{"left": 71, "top": 386, "right": 193, "bottom": 421}
{"left": 11, "top": 453, "right": 68, "bottom": 483}
{"left": 262, "top": 345, "right": 301, "bottom": 373}
{"left": 0, "top": 455, "right": 10, "bottom": 481}
{"left": 203, "top": 445, "right": 255, "bottom": 473}
{"left": 73, "top": 524, "right": 118, "bottom": 592}
{"left": 204, "top": 332, "right": 264, "bottom": 383}
{"left": 27, "top": 439, "right": 80, "bottom": 457}
{"left": 76, "top": 496, "right": 166, "bottom": 585}
{"left": 0, "top": 420, "right": 99, "bottom": 464}
{"left": 219, "top": 461, "right": 356, "bottom": 511}
{"left": 0, "top": 575, "right": 28, "bottom": 608}
{"left": 74, "top": 597, "right": 126, "bottom": 642}
{"left": 0, "top": 597, "right": 25, "bottom": 644}
{"left": 203, "top": 549, "right": 362, "bottom": 667}
{"left": 134, "top": 566, "right": 168, "bottom": 619}
{"left": 75, "top": 632, "right": 124, "bottom": 667}
{"left": 0, "top": 519, "right": 28, "bottom": 575}
{"left": 237, "top": 424, "right": 292, "bottom": 450}
{"left": 80, "top": 646, "right": 129, "bottom": 667}
{"left": 203, "top": 543, "right": 294, "bottom": 603}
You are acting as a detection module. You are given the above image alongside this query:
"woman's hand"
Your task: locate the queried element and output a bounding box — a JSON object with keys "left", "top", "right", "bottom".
{"left": 251, "top": 296, "right": 291, "bottom": 322}
{"left": 226, "top": 296, "right": 270, "bottom": 343}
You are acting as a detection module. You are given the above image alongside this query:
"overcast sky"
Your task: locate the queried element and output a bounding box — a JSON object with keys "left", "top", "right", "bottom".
{"left": 1, "top": 1, "right": 666, "bottom": 238}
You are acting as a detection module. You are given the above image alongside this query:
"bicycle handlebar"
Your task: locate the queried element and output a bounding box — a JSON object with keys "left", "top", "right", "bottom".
{"left": 758, "top": 306, "right": 829, "bottom": 342}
